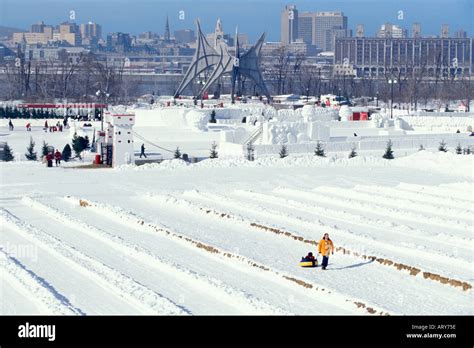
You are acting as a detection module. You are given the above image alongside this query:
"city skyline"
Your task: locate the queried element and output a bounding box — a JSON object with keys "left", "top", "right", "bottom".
{"left": 0, "top": 0, "right": 472, "bottom": 42}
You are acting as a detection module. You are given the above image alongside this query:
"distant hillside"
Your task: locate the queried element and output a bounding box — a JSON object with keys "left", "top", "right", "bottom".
{"left": 0, "top": 25, "right": 26, "bottom": 39}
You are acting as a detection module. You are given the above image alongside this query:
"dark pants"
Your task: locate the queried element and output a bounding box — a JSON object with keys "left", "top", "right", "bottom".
{"left": 140, "top": 152, "right": 147, "bottom": 158}
{"left": 322, "top": 256, "right": 329, "bottom": 268}
{"left": 55, "top": 159, "right": 60, "bottom": 166}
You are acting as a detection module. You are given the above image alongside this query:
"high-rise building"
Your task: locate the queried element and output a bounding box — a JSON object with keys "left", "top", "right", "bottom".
{"left": 314, "top": 11, "right": 348, "bottom": 51}
{"left": 59, "top": 22, "right": 80, "bottom": 45}
{"left": 455, "top": 29, "right": 467, "bottom": 38}
{"left": 31, "top": 21, "right": 46, "bottom": 33}
{"left": 106, "top": 32, "right": 132, "bottom": 52}
{"left": 297, "top": 12, "right": 317, "bottom": 45}
{"left": 441, "top": 24, "right": 449, "bottom": 38}
{"left": 412, "top": 23, "right": 421, "bottom": 38}
{"left": 80, "top": 22, "right": 102, "bottom": 45}
{"left": 356, "top": 24, "right": 364, "bottom": 38}
{"left": 282, "top": 6, "right": 348, "bottom": 51}
{"left": 281, "top": 5, "right": 298, "bottom": 45}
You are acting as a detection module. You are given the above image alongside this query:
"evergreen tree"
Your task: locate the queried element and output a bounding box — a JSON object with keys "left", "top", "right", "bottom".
{"left": 279, "top": 143, "right": 288, "bottom": 158}
{"left": 174, "top": 147, "right": 181, "bottom": 159}
{"left": 246, "top": 142, "right": 255, "bottom": 161}
{"left": 209, "top": 142, "right": 218, "bottom": 159}
{"left": 41, "top": 140, "right": 49, "bottom": 156}
{"left": 314, "top": 141, "right": 326, "bottom": 157}
{"left": 25, "top": 137, "right": 37, "bottom": 161}
{"left": 348, "top": 146, "right": 357, "bottom": 158}
{"left": 62, "top": 144, "right": 72, "bottom": 162}
{"left": 72, "top": 133, "right": 88, "bottom": 159}
{"left": 383, "top": 139, "right": 395, "bottom": 159}
{"left": 2, "top": 143, "right": 14, "bottom": 161}
{"left": 419, "top": 144, "right": 425, "bottom": 151}
{"left": 12, "top": 107, "right": 19, "bottom": 118}
{"left": 438, "top": 140, "right": 448, "bottom": 152}
{"left": 455, "top": 143, "right": 462, "bottom": 155}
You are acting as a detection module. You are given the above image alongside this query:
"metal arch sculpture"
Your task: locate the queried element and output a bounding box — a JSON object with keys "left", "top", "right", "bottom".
{"left": 174, "top": 19, "right": 271, "bottom": 103}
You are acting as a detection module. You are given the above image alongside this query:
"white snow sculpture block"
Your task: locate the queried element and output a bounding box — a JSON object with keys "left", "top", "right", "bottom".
{"left": 109, "top": 113, "right": 135, "bottom": 167}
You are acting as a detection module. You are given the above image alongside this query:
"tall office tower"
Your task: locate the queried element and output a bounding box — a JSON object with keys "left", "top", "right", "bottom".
{"left": 314, "top": 11, "right": 348, "bottom": 51}
{"left": 356, "top": 24, "right": 364, "bottom": 38}
{"left": 441, "top": 24, "right": 449, "bottom": 38}
{"left": 455, "top": 29, "right": 467, "bottom": 38}
{"left": 412, "top": 22, "right": 421, "bottom": 38}
{"left": 80, "top": 22, "right": 102, "bottom": 44}
{"left": 281, "top": 5, "right": 298, "bottom": 45}
{"left": 59, "top": 22, "right": 81, "bottom": 45}
{"left": 297, "top": 12, "right": 317, "bottom": 45}
{"left": 31, "top": 21, "right": 46, "bottom": 33}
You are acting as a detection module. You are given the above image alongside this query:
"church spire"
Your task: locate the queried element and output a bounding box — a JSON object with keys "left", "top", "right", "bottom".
{"left": 164, "top": 15, "right": 170, "bottom": 41}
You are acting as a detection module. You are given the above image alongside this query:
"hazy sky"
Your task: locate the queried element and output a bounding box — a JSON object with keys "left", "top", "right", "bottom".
{"left": 0, "top": 0, "right": 472, "bottom": 41}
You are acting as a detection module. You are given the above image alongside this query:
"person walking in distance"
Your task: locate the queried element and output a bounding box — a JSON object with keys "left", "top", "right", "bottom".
{"left": 140, "top": 143, "right": 147, "bottom": 158}
{"left": 8, "top": 119, "right": 14, "bottom": 131}
{"left": 45, "top": 152, "right": 53, "bottom": 167}
{"left": 318, "top": 233, "right": 334, "bottom": 270}
{"left": 54, "top": 149, "right": 62, "bottom": 166}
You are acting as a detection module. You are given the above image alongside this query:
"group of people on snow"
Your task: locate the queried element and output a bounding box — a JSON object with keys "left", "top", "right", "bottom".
{"left": 301, "top": 233, "right": 334, "bottom": 270}
{"left": 44, "top": 120, "right": 65, "bottom": 132}
{"left": 45, "top": 149, "right": 62, "bottom": 167}
{"left": 7, "top": 119, "right": 70, "bottom": 132}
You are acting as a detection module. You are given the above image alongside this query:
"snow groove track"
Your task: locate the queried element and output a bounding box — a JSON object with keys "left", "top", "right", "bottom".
{"left": 146, "top": 192, "right": 472, "bottom": 292}
{"left": 1, "top": 206, "right": 188, "bottom": 315}
{"left": 26, "top": 197, "right": 287, "bottom": 315}
{"left": 276, "top": 187, "right": 473, "bottom": 241}
{"left": 234, "top": 189, "right": 472, "bottom": 249}
{"left": 351, "top": 185, "right": 474, "bottom": 216}
{"left": 0, "top": 247, "right": 83, "bottom": 315}
{"left": 399, "top": 183, "right": 473, "bottom": 203}
{"left": 312, "top": 186, "right": 472, "bottom": 231}
{"left": 181, "top": 189, "right": 472, "bottom": 276}
{"left": 69, "top": 196, "right": 389, "bottom": 315}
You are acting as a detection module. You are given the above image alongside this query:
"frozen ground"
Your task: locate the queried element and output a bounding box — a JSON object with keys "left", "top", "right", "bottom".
{"left": 1, "top": 142, "right": 473, "bottom": 314}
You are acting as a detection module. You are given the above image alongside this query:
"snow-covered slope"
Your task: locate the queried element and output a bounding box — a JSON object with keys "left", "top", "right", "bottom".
{"left": 1, "top": 151, "right": 473, "bottom": 315}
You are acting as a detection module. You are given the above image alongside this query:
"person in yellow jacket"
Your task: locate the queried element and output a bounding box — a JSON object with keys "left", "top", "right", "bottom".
{"left": 318, "top": 233, "right": 334, "bottom": 270}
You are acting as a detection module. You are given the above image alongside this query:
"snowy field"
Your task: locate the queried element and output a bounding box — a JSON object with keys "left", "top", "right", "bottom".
{"left": 1, "top": 126, "right": 473, "bottom": 315}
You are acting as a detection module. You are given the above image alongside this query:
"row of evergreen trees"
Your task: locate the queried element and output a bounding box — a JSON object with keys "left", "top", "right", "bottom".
{"left": 2, "top": 138, "right": 470, "bottom": 162}
{"left": 0, "top": 106, "right": 63, "bottom": 119}
{"left": 173, "top": 141, "right": 219, "bottom": 160}
{"left": 248, "top": 139, "right": 469, "bottom": 161}
{"left": 274, "top": 141, "right": 360, "bottom": 160}
{"left": 2, "top": 133, "right": 90, "bottom": 162}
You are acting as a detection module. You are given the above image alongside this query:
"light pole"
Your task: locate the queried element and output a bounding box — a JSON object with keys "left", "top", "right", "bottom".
{"left": 388, "top": 79, "right": 397, "bottom": 119}
{"left": 96, "top": 90, "right": 110, "bottom": 131}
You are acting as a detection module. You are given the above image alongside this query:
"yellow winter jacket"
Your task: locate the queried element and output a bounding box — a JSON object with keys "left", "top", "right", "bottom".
{"left": 318, "top": 239, "right": 334, "bottom": 257}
